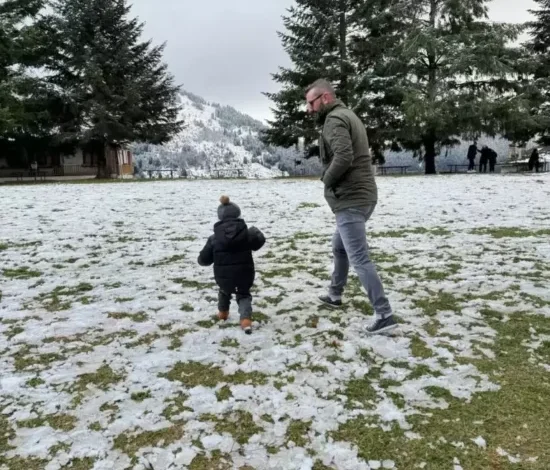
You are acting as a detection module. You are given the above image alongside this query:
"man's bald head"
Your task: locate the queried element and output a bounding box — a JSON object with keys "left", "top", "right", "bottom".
{"left": 305, "top": 79, "right": 337, "bottom": 115}
{"left": 305, "top": 79, "right": 336, "bottom": 98}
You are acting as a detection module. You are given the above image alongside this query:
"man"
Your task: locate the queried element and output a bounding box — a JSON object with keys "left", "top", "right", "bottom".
{"left": 488, "top": 148, "right": 497, "bottom": 173}
{"left": 479, "top": 146, "right": 491, "bottom": 173}
{"left": 466, "top": 142, "right": 478, "bottom": 172}
{"left": 529, "top": 148, "right": 540, "bottom": 173}
{"left": 304, "top": 78, "right": 396, "bottom": 335}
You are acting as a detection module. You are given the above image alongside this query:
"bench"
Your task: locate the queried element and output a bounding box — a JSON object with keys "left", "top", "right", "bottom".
{"left": 378, "top": 165, "right": 410, "bottom": 175}
{"left": 29, "top": 170, "right": 47, "bottom": 181}
{"left": 145, "top": 169, "right": 184, "bottom": 179}
{"left": 212, "top": 169, "right": 244, "bottom": 178}
{"left": 501, "top": 162, "right": 530, "bottom": 174}
{"left": 501, "top": 161, "right": 550, "bottom": 173}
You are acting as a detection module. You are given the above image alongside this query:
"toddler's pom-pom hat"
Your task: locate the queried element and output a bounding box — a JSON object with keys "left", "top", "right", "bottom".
{"left": 217, "top": 195, "right": 241, "bottom": 220}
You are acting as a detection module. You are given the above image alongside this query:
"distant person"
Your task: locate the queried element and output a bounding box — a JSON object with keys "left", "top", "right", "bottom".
{"left": 467, "top": 142, "right": 478, "bottom": 172}
{"left": 479, "top": 146, "right": 491, "bottom": 173}
{"left": 488, "top": 148, "right": 497, "bottom": 173}
{"left": 304, "top": 78, "right": 396, "bottom": 335}
{"left": 197, "top": 196, "right": 266, "bottom": 334}
{"left": 529, "top": 148, "right": 540, "bottom": 172}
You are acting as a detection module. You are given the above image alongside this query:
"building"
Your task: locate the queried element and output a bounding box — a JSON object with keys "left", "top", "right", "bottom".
{"left": 0, "top": 139, "right": 134, "bottom": 181}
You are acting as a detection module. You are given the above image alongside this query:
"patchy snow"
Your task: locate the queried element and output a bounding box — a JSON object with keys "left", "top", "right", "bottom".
{"left": 0, "top": 172, "right": 549, "bottom": 468}
{"left": 496, "top": 447, "right": 522, "bottom": 464}
{"left": 472, "top": 436, "right": 487, "bottom": 448}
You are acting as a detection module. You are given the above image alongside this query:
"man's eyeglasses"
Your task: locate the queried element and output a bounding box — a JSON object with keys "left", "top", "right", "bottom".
{"left": 307, "top": 93, "right": 324, "bottom": 107}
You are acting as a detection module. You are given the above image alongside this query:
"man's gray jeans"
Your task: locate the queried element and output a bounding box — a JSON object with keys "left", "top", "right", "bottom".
{"left": 329, "top": 204, "right": 392, "bottom": 319}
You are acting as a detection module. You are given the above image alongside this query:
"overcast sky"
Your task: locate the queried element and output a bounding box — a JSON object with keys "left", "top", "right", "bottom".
{"left": 129, "top": 0, "right": 538, "bottom": 123}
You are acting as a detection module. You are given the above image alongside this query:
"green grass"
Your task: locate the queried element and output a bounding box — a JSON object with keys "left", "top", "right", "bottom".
{"left": 169, "top": 235, "right": 197, "bottom": 241}
{"left": 167, "top": 328, "right": 191, "bottom": 350}
{"left": 107, "top": 311, "right": 148, "bottom": 322}
{"left": 413, "top": 291, "right": 461, "bottom": 316}
{"left": 285, "top": 420, "right": 312, "bottom": 447}
{"left": 0, "top": 456, "right": 47, "bottom": 470}
{"left": 220, "top": 338, "right": 239, "bottom": 348}
{"left": 206, "top": 411, "right": 264, "bottom": 446}
{"left": 53, "top": 283, "right": 94, "bottom": 295}
{"left": 13, "top": 346, "right": 66, "bottom": 371}
{"left": 260, "top": 267, "right": 297, "bottom": 279}
{"left": 114, "top": 425, "right": 185, "bottom": 462}
{"left": 195, "top": 319, "right": 216, "bottom": 328}
{"left": 188, "top": 451, "right": 233, "bottom": 470}
{"left": 88, "top": 422, "right": 103, "bottom": 432}
{"left": 253, "top": 311, "right": 270, "bottom": 323}
{"left": 161, "top": 393, "right": 191, "bottom": 420}
{"left": 372, "top": 227, "right": 451, "bottom": 238}
{"left": 371, "top": 251, "right": 399, "bottom": 263}
{"left": 297, "top": 202, "right": 321, "bottom": 209}
{"left": 26, "top": 377, "right": 46, "bottom": 387}
{"left": 333, "top": 312, "right": 550, "bottom": 469}
{"left": 72, "top": 364, "right": 124, "bottom": 392}
{"left": 180, "top": 302, "right": 194, "bottom": 312}
{"left": 471, "top": 227, "right": 550, "bottom": 238}
{"left": 3, "top": 267, "right": 42, "bottom": 279}
{"left": 32, "top": 283, "right": 94, "bottom": 312}
{"left": 161, "top": 361, "right": 268, "bottom": 387}
{"left": 342, "top": 377, "right": 377, "bottom": 410}
{"left": 408, "top": 364, "right": 442, "bottom": 380}
{"left": 130, "top": 390, "right": 152, "bottom": 402}
{"left": 409, "top": 335, "right": 434, "bottom": 359}
{"left": 126, "top": 333, "right": 160, "bottom": 349}
{"left": 4, "top": 325, "right": 24, "bottom": 340}
{"left": 18, "top": 414, "right": 77, "bottom": 432}
{"left": 215, "top": 385, "right": 233, "bottom": 401}
{"left": 150, "top": 254, "right": 186, "bottom": 267}
{"left": 48, "top": 442, "right": 72, "bottom": 456}
{"left": 171, "top": 278, "right": 215, "bottom": 289}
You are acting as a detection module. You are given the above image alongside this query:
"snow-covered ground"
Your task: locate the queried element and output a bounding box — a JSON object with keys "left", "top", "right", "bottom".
{"left": 1, "top": 173, "right": 549, "bottom": 469}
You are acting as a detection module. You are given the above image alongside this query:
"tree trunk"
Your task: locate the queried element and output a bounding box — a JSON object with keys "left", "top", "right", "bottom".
{"left": 338, "top": 0, "right": 348, "bottom": 106}
{"left": 96, "top": 140, "right": 109, "bottom": 179}
{"left": 21, "top": 146, "right": 29, "bottom": 169}
{"left": 424, "top": 0, "right": 438, "bottom": 176}
{"left": 424, "top": 137, "right": 437, "bottom": 174}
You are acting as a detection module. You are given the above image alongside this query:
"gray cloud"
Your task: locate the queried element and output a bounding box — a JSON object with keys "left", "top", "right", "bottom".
{"left": 129, "top": 0, "right": 537, "bottom": 122}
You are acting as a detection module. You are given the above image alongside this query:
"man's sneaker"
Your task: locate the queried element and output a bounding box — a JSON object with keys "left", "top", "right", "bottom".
{"left": 218, "top": 311, "right": 229, "bottom": 321}
{"left": 318, "top": 295, "right": 342, "bottom": 309}
{"left": 365, "top": 316, "right": 397, "bottom": 335}
{"left": 240, "top": 318, "right": 252, "bottom": 334}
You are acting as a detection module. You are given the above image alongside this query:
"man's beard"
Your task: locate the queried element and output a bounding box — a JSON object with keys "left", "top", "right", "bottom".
{"left": 314, "top": 102, "right": 329, "bottom": 124}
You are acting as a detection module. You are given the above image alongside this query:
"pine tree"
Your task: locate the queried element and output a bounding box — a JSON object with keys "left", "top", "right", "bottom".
{"left": 382, "top": 0, "right": 523, "bottom": 173}
{"left": 261, "top": 0, "right": 361, "bottom": 149}
{"left": 523, "top": 0, "right": 550, "bottom": 145}
{"left": 46, "top": 0, "right": 182, "bottom": 151}
{"left": 0, "top": 0, "right": 50, "bottom": 140}
{"left": 349, "top": 0, "right": 412, "bottom": 162}
{"left": 262, "top": 0, "right": 405, "bottom": 164}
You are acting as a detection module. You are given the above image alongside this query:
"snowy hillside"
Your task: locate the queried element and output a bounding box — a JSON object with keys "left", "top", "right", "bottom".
{"left": 131, "top": 91, "right": 322, "bottom": 179}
